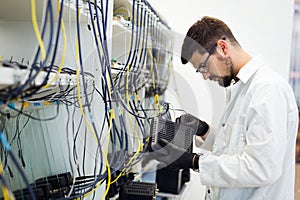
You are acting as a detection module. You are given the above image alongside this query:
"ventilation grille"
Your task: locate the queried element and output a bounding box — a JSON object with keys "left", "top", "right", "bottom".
{"left": 119, "top": 182, "right": 157, "bottom": 200}
{"left": 150, "top": 117, "right": 195, "bottom": 152}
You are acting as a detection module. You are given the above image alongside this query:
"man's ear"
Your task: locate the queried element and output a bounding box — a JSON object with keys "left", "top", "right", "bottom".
{"left": 217, "top": 39, "right": 228, "bottom": 56}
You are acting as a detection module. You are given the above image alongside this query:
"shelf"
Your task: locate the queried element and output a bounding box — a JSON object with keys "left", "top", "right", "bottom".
{"left": 0, "top": 62, "right": 94, "bottom": 102}
{"left": 112, "top": 19, "right": 132, "bottom": 64}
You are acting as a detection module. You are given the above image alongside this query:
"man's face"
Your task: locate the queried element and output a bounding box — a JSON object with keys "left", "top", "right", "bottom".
{"left": 189, "top": 50, "right": 234, "bottom": 87}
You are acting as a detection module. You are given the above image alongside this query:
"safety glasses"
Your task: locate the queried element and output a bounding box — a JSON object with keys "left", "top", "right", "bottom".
{"left": 196, "top": 44, "right": 217, "bottom": 73}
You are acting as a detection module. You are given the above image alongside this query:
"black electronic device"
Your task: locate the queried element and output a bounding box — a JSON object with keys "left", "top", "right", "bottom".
{"left": 150, "top": 116, "right": 195, "bottom": 153}
{"left": 150, "top": 117, "right": 196, "bottom": 194}
{"left": 5, "top": 172, "right": 72, "bottom": 200}
{"left": 156, "top": 164, "right": 183, "bottom": 194}
{"left": 119, "top": 181, "right": 157, "bottom": 200}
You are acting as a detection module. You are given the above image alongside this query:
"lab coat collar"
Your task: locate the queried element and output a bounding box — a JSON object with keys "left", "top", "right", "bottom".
{"left": 236, "top": 55, "right": 263, "bottom": 84}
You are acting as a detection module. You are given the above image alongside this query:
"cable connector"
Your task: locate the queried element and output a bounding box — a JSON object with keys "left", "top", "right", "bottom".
{"left": 110, "top": 109, "right": 115, "bottom": 119}
{"left": 0, "top": 132, "right": 11, "bottom": 151}
{"left": 154, "top": 94, "right": 159, "bottom": 105}
{"left": 135, "top": 93, "right": 141, "bottom": 102}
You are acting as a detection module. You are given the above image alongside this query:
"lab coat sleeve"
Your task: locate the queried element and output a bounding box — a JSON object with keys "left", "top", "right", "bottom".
{"left": 199, "top": 84, "right": 290, "bottom": 187}
{"left": 197, "top": 127, "right": 218, "bottom": 151}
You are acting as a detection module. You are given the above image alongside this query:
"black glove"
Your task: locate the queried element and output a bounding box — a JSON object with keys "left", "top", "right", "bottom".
{"left": 151, "top": 139, "right": 199, "bottom": 170}
{"left": 176, "top": 113, "right": 209, "bottom": 136}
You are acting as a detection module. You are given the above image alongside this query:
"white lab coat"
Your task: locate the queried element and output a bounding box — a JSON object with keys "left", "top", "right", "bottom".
{"left": 197, "top": 56, "right": 299, "bottom": 200}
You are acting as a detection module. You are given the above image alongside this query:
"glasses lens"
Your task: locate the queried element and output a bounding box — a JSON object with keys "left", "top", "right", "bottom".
{"left": 197, "top": 63, "right": 208, "bottom": 73}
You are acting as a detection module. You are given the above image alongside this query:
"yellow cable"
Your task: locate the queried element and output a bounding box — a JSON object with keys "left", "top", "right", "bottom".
{"left": 43, "top": 1, "right": 67, "bottom": 89}
{"left": 126, "top": 65, "right": 142, "bottom": 153}
{"left": 0, "top": 162, "right": 12, "bottom": 200}
{"left": 110, "top": 64, "right": 143, "bottom": 185}
{"left": 2, "top": 184, "right": 9, "bottom": 200}
{"left": 78, "top": 110, "right": 113, "bottom": 200}
{"left": 75, "top": 7, "right": 98, "bottom": 142}
{"left": 31, "top": 0, "right": 46, "bottom": 61}
{"left": 0, "top": 162, "right": 4, "bottom": 175}
{"left": 147, "top": 47, "right": 161, "bottom": 112}
{"left": 75, "top": 11, "right": 112, "bottom": 198}
{"left": 75, "top": 64, "right": 109, "bottom": 200}
{"left": 75, "top": 61, "right": 98, "bottom": 142}
{"left": 100, "top": 110, "right": 113, "bottom": 200}
{"left": 106, "top": 72, "right": 113, "bottom": 100}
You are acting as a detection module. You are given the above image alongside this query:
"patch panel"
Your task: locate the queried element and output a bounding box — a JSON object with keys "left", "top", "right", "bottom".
{"left": 0, "top": 62, "right": 94, "bottom": 102}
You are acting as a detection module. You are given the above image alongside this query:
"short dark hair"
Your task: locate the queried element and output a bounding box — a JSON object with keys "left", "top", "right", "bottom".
{"left": 181, "top": 16, "right": 240, "bottom": 64}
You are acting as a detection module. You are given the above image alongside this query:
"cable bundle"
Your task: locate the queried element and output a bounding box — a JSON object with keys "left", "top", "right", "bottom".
{"left": 0, "top": 0, "right": 175, "bottom": 199}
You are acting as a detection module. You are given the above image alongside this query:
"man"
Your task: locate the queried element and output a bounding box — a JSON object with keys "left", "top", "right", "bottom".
{"left": 152, "top": 16, "right": 299, "bottom": 200}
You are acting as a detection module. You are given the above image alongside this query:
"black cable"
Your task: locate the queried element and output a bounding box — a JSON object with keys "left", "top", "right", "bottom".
{"left": 129, "top": 101, "right": 145, "bottom": 138}
{"left": 96, "top": 0, "right": 129, "bottom": 171}
{"left": 138, "top": 3, "right": 149, "bottom": 71}
{"left": 6, "top": 102, "right": 60, "bottom": 121}
{"left": 65, "top": 104, "right": 74, "bottom": 179}
{"left": 82, "top": 126, "right": 87, "bottom": 177}
{"left": 16, "top": 115, "right": 30, "bottom": 168}
{"left": 0, "top": 130, "right": 36, "bottom": 200}
{"left": 32, "top": 0, "right": 53, "bottom": 66}
{"left": 116, "top": 92, "right": 147, "bottom": 119}
{"left": 9, "top": 113, "right": 22, "bottom": 146}
{"left": 7, "top": 150, "right": 36, "bottom": 200}
{"left": 127, "top": 2, "right": 144, "bottom": 96}
{"left": 0, "top": 174, "right": 12, "bottom": 193}
{"left": 72, "top": 107, "right": 83, "bottom": 177}
{"left": 66, "top": 1, "right": 107, "bottom": 197}
{"left": 114, "top": 0, "right": 136, "bottom": 88}
{"left": 128, "top": 1, "right": 141, "bottom": 72}
{"left": 9, "top": 0, "right": 54, "bottom": 100}
{"left": 23, "top": 0, "right": 65, "bottom": 99}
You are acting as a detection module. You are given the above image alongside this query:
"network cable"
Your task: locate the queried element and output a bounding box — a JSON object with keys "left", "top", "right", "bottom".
{"left": 0, "top": 131, "right": 36, "bottom": 200}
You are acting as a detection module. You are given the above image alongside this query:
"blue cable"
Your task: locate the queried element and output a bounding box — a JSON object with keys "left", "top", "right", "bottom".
{"left": 0, "top": 131, "right": 36, "bottom": 200}
{"left": 22, "top": 0, "right": 63, "bottom": 99}
{"left": 96, "top": 0, "right": 129, "bottom": 152}
{"left": 10, "top": 0, "right": 54, "bottom": 100}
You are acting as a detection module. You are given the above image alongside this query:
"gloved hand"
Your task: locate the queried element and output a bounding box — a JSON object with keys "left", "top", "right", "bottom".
{"left": 176, "top": 113, "right": 209, "bottom": 136}
{"left": 150, "top": 139, "right": 199, "bottom": 170}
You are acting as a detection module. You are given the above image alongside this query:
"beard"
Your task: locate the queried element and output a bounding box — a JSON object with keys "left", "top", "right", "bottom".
{"left": 211, "top": 56, "right": 235, "bottom": 87}
{"left": 217, "top": 75, "right": 233, "bottom": 87}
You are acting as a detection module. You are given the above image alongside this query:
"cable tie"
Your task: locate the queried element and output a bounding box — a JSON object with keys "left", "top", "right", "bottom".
{"left": 44, "top": 101, "right": 51, "bottom": 106}
{"left": 8, "top": 102, "right": 15, "bottom": 109}
{"left": 149, "top": 97, "right": 153, "bottom": 103}
{"left": 136, "top": 94, "right": 141, "bottom": 101}
{"left": 154, "top": 94, "right": 159, "bottom": 104}
{"left": 33, "top": 102, "right": 40, "bottom": 107}
{"left": 89, "top": 112, "right": 95, "bottom": 123}
{"left": 56, "top": 100, "right": 60, "bottom": 105}
{"left": 110, "top": 109, "right": 115, "bottom": 119}
{"left": 0, "top": 132, "right": 11, "bottom": 151}
{"left": 23, "top": 102, "right": 29, "bottom": 108}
